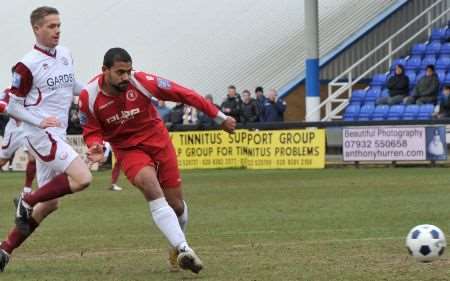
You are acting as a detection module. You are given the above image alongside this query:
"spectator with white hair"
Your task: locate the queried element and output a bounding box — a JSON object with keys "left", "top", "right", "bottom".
{"left": 260, "top": 89, "right": 286, "bottom": 122}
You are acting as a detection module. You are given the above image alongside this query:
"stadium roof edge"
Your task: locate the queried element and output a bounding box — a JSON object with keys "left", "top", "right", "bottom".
{"left": 278, "top": 0, "right": 409, "bottom": 99}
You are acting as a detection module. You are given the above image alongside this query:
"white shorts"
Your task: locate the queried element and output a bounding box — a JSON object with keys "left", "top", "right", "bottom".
{"left": 0, "top": 119, "right": 26, "bottom": 159}
{"left": 25, "top": 130, "right": 78, "bottom": 187}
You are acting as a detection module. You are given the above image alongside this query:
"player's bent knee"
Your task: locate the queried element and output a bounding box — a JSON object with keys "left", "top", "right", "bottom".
{"left": 167, "top": 198, "right": 184, "bottom": 216}
{"left": 71, "top": 173, "right": 92, "bottom": 192}
{"left": 0, "top": 158, "right": 8, "bottom": 167}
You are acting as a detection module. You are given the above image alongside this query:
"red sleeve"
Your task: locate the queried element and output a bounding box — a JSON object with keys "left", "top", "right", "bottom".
{"left": 0, "top": 89, "right": 10, "bottom": 113}
{"left": 79, "top": 89, "right": 104, "bottom": 147}
{"left": 134, "top": 72, "right": 220, "bottom": 119}
{"left": 10, "top": 63, "right": 33, "bottom": 98}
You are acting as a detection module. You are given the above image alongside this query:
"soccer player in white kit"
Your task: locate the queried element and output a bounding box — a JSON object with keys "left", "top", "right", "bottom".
{"left": 0, "top": 88, "right": 36, "bottom": 194}
{"left": 0, "top": 6, "right": 92, "bottom": 272}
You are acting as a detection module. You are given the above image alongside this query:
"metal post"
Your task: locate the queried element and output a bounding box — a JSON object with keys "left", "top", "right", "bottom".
{"left": 305, "top": 0, "right": 320, "bottom": 121}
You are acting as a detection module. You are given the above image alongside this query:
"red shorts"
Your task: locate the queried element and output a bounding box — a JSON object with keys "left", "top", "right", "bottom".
{"left": 114, "top": 142, "right": 181, "bottom": 188}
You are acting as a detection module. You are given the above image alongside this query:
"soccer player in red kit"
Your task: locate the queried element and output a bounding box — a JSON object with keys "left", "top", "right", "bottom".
{"left": 79, "top": 48, "right": 236, "bottom": 274}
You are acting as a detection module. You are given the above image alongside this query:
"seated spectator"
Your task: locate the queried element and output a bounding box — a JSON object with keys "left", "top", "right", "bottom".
{"left": 182, "top": 105, "right": 198, "bottom": 125}
{"left": 67, "top": 102, "right": 82, "bottom": 134}
{"left": 261, "top": 89, "right": 286, "bottom": 122}
{"left": 405, "top": 65, "right": 439, "bottom": 105}
{"left": 435, "top": 85, "right": 450, "bottom": 119}
{"left": 376, "top": 64, "right": 409, "bottom": 105}
{"left": 239, "top": 90, "right": 260, "bottom": 123}
{"left": 198, "top": 94, "right": 220, "bottom": 127}
{"left": 168, "top": 102, "right": 184, "bottom": 125}
{"left": 221, "top": 85, "right": 241, "bottom": 122}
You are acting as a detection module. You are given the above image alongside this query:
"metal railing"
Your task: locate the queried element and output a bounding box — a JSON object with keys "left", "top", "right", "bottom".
{"left": 306, "top": 0, "right": 449, "bottom": 121}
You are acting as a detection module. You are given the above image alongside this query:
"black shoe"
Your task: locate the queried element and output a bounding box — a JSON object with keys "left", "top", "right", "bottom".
{"left": 0, "top": 249, "right": 10, "bottom": 272}
{"left": 15, "top": 195, "right": 32, "bottom": 235}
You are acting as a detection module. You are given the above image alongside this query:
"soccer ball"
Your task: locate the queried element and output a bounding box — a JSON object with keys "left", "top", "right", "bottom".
{"left": 405, "top": 224, "right": 446, "bottom": 262}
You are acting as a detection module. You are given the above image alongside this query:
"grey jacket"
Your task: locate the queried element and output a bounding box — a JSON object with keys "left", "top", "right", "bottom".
{"left": 414, "top": 74, "right": 440, "bottom": 98}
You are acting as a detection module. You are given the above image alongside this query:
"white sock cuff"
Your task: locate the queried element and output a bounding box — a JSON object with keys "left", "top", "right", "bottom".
{"left": 149, "top": 197, "right": 169, "bottom": 212}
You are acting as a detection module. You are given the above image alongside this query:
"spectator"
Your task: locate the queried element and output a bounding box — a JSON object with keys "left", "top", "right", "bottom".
{"left": 67, "top": 102, "right": 82, "bottom": 134}
{"left": 239, "top": 90, "right": 260, "bottom": 123}
{"left": 405, "top": 65, "right": 439, "bottom": 105}
{"left": 261, "top": 89, "right": 286, "bottom": 122}
{"left": 198, "top": 94, "right": 220, "bottom": 127}
{"left": 255, "top": 86, "right": 266, "bottom": 121}
{"left": 376, "top": 64, "right": 409, "bottom": 105}
{"left": 182, "top": 105, "right": 198, "bottom": 125}
{"left": 221, "top": 85, "right": 241, "bottom": 122}
{"left": 156, "top": 100, "right": 170, "bottom": 122}
{"left": 435, "top": 85, "right": 450, "bottom": 119}
{"left": 168, "top": 102, "right": 184, "bottom": 125}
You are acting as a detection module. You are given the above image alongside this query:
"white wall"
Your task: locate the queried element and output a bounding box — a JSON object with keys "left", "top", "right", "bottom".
{"left": 0, "top": 1, "right": 394, "bottom": 104}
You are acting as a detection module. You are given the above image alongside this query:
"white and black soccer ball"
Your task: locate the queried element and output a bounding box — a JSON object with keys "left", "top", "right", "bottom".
{"left": 406, "top": 224, "right": 446, "bottom": 262}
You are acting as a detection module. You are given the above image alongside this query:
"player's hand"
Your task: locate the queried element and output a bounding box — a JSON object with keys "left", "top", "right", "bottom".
{"left": 40, "top": 116, "right": 61, "bottom": 129}
{"left": 221, "top": 116, "right": 236, "bottom": 134}
{"left": 87, "top": 143, "right": 104, "bottom": 163}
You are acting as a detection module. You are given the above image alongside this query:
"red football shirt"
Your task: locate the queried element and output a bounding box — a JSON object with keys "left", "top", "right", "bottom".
{"left": 79, "top": 71, "right": 223, "bottom": 150}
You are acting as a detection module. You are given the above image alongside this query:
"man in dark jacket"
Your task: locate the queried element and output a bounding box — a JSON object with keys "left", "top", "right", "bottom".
{"left": 436, "top": 85, "right": 450, "bottom": 119}
{"left": 405, "top": 65, "right": 440, "bottom": 105}
{"left": 168, "top": 102, "right": 184, "bottom": 125}
{"left": 377, "top": 64, "right": 409, "bottom": 105}
{"left": 239, "top": 90, "right": 260, "bottom": 123}
{"left": 255, "top": 86, "right": 266, "bottom": 121}
{"left": 221, "top": 85, "right": 241, "bottom": 122}
{"left": 261, "top": 89, "right": 286, "bottom": 122}
{"left": 198, "top": 94, "right": 220, "bottom": 127}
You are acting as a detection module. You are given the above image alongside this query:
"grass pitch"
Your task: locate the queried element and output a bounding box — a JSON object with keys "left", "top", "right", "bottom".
{"left": 0, "top": 167, "right": 450, "bottom": 280}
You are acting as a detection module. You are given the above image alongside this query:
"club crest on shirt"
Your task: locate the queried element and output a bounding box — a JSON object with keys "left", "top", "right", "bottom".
{"left": 126, "top": 90, "right": 137, "bottom": 101}
{"left": 11, "top": 72, "right": 21, "bottom": 88}
{"left": 42, "top": 63, "right": 49, "bottom": 70}
{"left": 60, "top": 57, "right": 69, "bottom": 66}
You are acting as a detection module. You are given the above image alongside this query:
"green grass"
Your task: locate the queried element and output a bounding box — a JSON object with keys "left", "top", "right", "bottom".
{"left": 1, "top": 168, "right": 450, "bottom": 280}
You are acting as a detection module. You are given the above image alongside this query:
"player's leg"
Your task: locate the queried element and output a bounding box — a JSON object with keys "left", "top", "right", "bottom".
{"left": 23, "top": 152, "right": 36, "bottom": 194}
{"left": 110, "top": 159, "right": 122, "bottom": 191}
{"left": 16, "top": 134, "right": 91, "bottom": 229}
{"left": 121, "top": 148, "right": 202, "bottom": 273}
{"left": 0, "top": 161, "right": 59, "bottom": 272}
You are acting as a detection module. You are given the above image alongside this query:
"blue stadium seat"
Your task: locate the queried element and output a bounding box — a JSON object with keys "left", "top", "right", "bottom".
{"left": 343, "top": 104, "right": 360, "bottom": 121}
{"left": 430, "top": 28, "right": 447, "bottom": 41}
{"left": 370, "top": 73, "right": 387, "bottom": 87}
{"left": 405, "top": 56, "right": 421, "bottom": 71}
{"left": 444, "top": 73, "right": 450, "bottom": 85}
{"left": 357, "top": 103, "right": 375, "bottom": 121}
{"left": 417, "top": 104, "right": 435, "bottom": 120}
{"left": 435, "top": 56, "right": 450, "bottom": 70}
{"left": 364, "top": 87, "right": 381, "bottom": 103}
{"left": 416, "top": 70, "right": 426, "bottom": 82}
{"left": 405, "top": 70, "right": 416, "bottom": 88}
{"left": 350, "top": 90, "right": 366, "bottom": 104}
{"left": 440, "top": 43, "right": 450, "bottom": 56}
{"left": 436, "top": 69, "right": 446, "bottom": 83}
{"left": 371, "top": 105, "right": 389, "bottom": 120}
{"left": 386, "top": 105, "right": 405, "bottom": 120}
{"left": 381, "top": 88, "right": 389, "bottom": 98}
{"left": 411, "top": 43, "right": 427, "bottom": 56}
{"left": 425, "top": 41, "right": 441, "bottom": 55}
{"left": 402, "top": 105, "right": 420, "bottom": 120}
{"left": 390, "top": 58, "right": 407, "bottom": 72}
{"left": 420, "top": 55, "right": 436, "bottom": 69}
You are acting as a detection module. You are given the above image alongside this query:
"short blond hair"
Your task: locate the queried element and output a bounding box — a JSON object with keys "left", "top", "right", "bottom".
{"left": 30, "top": 6, "right": 59, "bottom": 26}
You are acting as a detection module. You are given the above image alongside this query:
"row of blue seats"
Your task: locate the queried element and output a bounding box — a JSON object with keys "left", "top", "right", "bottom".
{"left": 395, "top": 55, "right": 450, "bottom": 72}
{"left": 370, "top": 70, "right": 448, "bottom": 88}
{"left": 429, "top": 27, "right": 450, "bottom": 42}
{"left": 343, "top": 104, "right": 435, "bottom": 121}
{"left": 410, "top": 41, "right": 450, "bottom": 56}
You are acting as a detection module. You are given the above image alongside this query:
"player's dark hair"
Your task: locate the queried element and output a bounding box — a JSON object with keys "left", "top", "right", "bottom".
{"left": 30, "top": 6, "right": 59, "bottom": 26}
{"left": 255, "top": 86, "right": 264, "bottom": 93}
{"left": 103, "top": 48, "right": 132, "bottom": 68}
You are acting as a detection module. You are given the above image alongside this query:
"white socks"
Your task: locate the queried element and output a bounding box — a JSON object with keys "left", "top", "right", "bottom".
{"left": 178, "top": 201, "right": 188, "bottom": 233}
{"left": 149, "top": 197, "right": 188, "bottom": 251}
{"left": 23, "top": 187, "right": 32, "bottom": 194}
